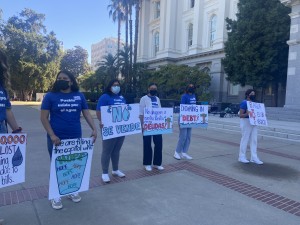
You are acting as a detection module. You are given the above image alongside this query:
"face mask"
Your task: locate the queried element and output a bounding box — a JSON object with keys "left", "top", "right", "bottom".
{"left": 188, "top": 87, "right": 195, "bottom": 93}
{"left": 56, "top": 80, "right": 70, "bottom": 90}
{"left": 111, "top": 86, "right": 120, "bottom": 94}
{"left": 249, "top": 95, "right": 256, "bottom": 101}
{"left": 149, "top": 90, "right": 157, "bottom": 96}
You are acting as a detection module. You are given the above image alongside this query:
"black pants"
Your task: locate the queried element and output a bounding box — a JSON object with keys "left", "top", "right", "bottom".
{"left": 143, "top": 134, "right": 162, "bottom": 166}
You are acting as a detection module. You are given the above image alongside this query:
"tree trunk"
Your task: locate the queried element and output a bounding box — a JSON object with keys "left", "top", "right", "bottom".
{"left": 134, "top": 0, "right": 140, "bottom": 65}
{"left": 117, "top": 18, "right": 121, "bottom": 75}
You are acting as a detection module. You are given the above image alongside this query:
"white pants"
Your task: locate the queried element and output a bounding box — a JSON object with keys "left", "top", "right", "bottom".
{"left": 239, "top": 119, "right": 259, "bottom": 160}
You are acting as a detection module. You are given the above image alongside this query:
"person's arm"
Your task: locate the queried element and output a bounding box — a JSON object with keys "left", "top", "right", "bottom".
{"left": 82, "top": 109, "right": 97, "bottom": 142}
{"left": 239, "top": 109, "right": 248, "bottom": 118}
{"left": 6, "top": 108, "right": 21, "bottom": 132}
{"left": 40, "top": 109, "right": 61, "bottom": 145}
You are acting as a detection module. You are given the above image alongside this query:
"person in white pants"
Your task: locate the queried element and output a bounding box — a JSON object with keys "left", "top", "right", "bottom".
{"left": 238, "top": 89, "right": 263, "bottom": 165}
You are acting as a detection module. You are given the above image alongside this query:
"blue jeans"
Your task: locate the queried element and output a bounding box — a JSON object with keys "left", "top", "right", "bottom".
{"left": 175, "top": 127, "right": 192, "bottom": 153}
{"left": 0, "top": 120, "right": 7, "bottom": 133}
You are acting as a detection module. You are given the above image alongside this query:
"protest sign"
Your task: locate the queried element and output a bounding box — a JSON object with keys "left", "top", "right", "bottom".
{"left": 179, "top": 104, "right": 208, "bottom": 128}
{"left": 247, "top": 101, "right": 268, "bottom": 126}
{"left": 0, "top": 134, "right": 27, "bottom": 188}
{"left": 49, "top": 138, "right": 94, "bottom": 200}
{"left": 101, "top": 104, "right": 141, "bottom": 140}
{"left": 143, "top": 108, "right": 173, "bottom": 136}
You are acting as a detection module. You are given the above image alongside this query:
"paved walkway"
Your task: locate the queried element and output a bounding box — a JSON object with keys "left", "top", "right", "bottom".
{"left": 1, "top": 105, "right": 300, "bottom": 225}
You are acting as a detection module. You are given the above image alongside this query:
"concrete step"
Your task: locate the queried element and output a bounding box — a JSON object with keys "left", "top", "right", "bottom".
{"left": 265, "top": 107, "right": 300, "bottom": 122}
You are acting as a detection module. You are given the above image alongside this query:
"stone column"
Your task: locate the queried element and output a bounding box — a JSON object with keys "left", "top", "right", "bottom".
{"left": 281, "top": 0, "right": 300, "bottom": 109}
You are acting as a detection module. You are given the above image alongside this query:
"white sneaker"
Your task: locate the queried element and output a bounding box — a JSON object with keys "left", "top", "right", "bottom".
{"left": 112, "top": 170, "right": 125, "bottom": 177}
{"left": 68, "top": 193, "right": 81, "bottom": 203}
{"left": 144, "top": 165, "right": 152, "bottom": 171}
{"left": 102, "top": 174, "right": 110, "bottom": 183}
{"left": 238, "top": 158, "right": 250, "bottom": 163}
{"left": 153, "top": 165, "right": 164, "bottom": 170}
{"left": 181, "top": 153, "right": 193, "bottom": 160}
{"left": 250, "top": 159, "right": 264, "bottom": 165}
{"left": 51, "top": 198, "right": 63, "bottom": 210}
{"left": 174, "top": 152, "right": 181, "bottom": 160}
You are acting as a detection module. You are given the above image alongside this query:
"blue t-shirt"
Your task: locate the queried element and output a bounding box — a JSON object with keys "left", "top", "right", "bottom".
{"left": 0, "top": 85, "right": 11, "bottom": 121}
{"left": 96, "top": 93, "right": 126, "bottom": 109}
{"left": 240, "top": 100, "right": 248, "bottom": 118}
{"left": 149, "top": 96, "right": 159, "bottom": 108}
{"left": 41, "top": 92, "right": 88, "bottom": 139}
{"left": 181, "top": 93, "right": 196, "bottom": 105}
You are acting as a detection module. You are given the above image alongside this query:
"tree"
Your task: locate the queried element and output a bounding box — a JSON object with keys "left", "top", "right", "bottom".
{"left": 0, "top": 8, "right": 61, "bottom": 100}
{"left": 133, "top": 0, "right": 141, "bottom": 64}
{"left": 223, "top": 0, "right": 290, "bottom": 105}
{"left": 60, "top": 46, "right": 90, "bottom": 77}
{"left": 98, "top": 53, "right": 118, "bottom": 80}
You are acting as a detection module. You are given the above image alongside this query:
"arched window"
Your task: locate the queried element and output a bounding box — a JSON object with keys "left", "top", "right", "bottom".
{"left": 154, "top": 1, "right": 160, "bottom": 19}
{"left": 209, "top": 15, "right": 217, "bottom": 46}
{"left": 188, "top": 23, "right": 193, "bottom": 47}
{"left": 190, "top": 0, "right": 195, "bottom": 8}
{"left": 154, "top": 32, "right": 159, "bottom": 56}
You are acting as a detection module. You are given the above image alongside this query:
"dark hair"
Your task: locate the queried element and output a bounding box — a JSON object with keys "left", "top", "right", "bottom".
{"left": 0, "top": 49, "right": 10, "bottom": 89}
{"left": 245, "top": 89, "right": 254, "bottom": 98}
{"left": 185, "top": 83, "right": 195, "bottom": 93}
{"left": 148, "top": 83, "right": 158, "bottom": 88}
{"left": 104, "top": 79, "right": 121, "bottom": 96}
{"left": 51, "top": 70, "right": 79, "bottom": 92}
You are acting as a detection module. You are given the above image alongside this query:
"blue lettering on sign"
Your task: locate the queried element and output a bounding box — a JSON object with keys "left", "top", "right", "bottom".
{"left": 115, "top": 123, "right": 141, "bottom": 134}
{"left": 103, "top": 126, "right": 113, "bottom": 136}
{"left": 112, "top": 106, "right": 130, "bottom": 122}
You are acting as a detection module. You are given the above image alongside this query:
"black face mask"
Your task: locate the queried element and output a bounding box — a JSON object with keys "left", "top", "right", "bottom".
{"left": 188, "top": 87, "right": 195, "bottom": 93}
{"left": 55, "top": 80, "right": 70, "bottom": 90}
{"left": 149, "top": 90, "right": 157, "bottom": 96}
{"left": 249, "top": 95, "right": 256, "bottom": 101}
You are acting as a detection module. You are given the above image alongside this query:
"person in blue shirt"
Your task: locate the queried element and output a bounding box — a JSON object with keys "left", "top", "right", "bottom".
{"left": 174, "top": 84, "right": 196, "bottom": 160}
{"left": 96, "top": 79, "right": 126, "bottom": 183}
{"left": 238, "top": 89, "right": 263, "bottom": 165}
{"left": 139, "top": 83, "right": 164, "bottom": 171}
{"left": 40, "top": 70, "right": 97, "bottom": 210}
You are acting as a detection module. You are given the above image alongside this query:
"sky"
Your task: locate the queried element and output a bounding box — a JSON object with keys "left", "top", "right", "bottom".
{"left": 0, "top": 0, "right": 120, "bottom": 63}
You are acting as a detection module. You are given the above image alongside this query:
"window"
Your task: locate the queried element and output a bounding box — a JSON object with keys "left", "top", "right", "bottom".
{"left": 154, "top": 1, "right": 160, "bottom": 19}
{"left": 190, "top": 0, "right": 195, "bottom": 8}
{"left": 154, "top": 32, "right": 159, "bottom": 56}
{"left": 209, "top": 15, "right": 217, "bottom": 46}
{"left": 229, "top": 83, "right": 239, "bottom": 96}
{"left": 188, "top": 23, "right": 193, "bottom": 47}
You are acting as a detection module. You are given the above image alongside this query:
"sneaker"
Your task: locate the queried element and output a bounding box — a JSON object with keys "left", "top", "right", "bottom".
{"left": 250, "top": 159, "right": 264, "bottom": 165}
{"left": 238, "top": 158, "right": 250, "bottom": 163}
{"left": 112, "top": 170, "right": 125, "bottom": 178}
{"left": 174, "top": 152, "right": 181, "bottom": 160}
{"left": 144, "top": 165, "right": 152, "bottom": 171}
{"left": 51, "top": 198, "right": 63, "bottom": 210}
{"left": 68, "top": 193, "right": 81, "bottom": 203}
{"left": 153, "top": 165, "right": 164, "bottom": 170}
{"left": 102, "top": 174, "right": 110, "bottom": 183}
{"left": 181, "top": 153, "right": 193, "bottom": 160}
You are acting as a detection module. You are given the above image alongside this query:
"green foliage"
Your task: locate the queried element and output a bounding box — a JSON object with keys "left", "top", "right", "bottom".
{"left": 223, "top": 0, "right": 291, "bottom": 89}
{"left": 60, "top": 46, "right": 90, "bottom": 77}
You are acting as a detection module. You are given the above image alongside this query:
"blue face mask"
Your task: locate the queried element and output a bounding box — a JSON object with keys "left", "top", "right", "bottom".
{"left": 111, "top": 86, "right": 120, "bottom": 94}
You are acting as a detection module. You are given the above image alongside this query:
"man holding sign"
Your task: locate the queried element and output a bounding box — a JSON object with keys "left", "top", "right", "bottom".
{"left": 238, "top": 89, "right": 263, "bottom": 165}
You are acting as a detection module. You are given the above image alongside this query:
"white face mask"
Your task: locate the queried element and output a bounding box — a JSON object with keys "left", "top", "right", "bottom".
{"left": 111, "top": 86, "right": 120, "bottom": 94}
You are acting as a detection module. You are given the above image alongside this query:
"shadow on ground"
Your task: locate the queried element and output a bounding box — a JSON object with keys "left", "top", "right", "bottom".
{"left": 233, "top": 163, "right": 299, "bottom": 180}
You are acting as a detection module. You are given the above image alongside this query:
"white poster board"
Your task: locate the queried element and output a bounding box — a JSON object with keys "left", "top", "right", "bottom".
{"left": 101, "top": 104, "right": 142, "bottom": 140}
{"left": 179, "top": 104, "right": 208, "bottom": 128}
{"left": 0, "top": 134, "right": 27, "bottom": 188}
{"left": 247, "top": 101, "right": 268, "bottom": 126}
{"left": 49, "top": 138, "right": 94, "bottom": 200}
{"left": 143, "top": 108, "right": 173, "bottom": 136}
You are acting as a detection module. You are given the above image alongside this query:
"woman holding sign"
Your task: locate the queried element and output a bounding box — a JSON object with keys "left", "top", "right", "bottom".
{"left": 139, "top": 83, "right": 164, "bottom": 171}
{"left": 40, "top": 70, "right": 97, "bottom": 209}
{"left": 238, "top": 89, "right": 263, "bottom": 165}
{"left": 96, "top": 79, "right": 126, "bottom": 183}
{"left": 174, "top": 84, "right": 196, "bottom": 160}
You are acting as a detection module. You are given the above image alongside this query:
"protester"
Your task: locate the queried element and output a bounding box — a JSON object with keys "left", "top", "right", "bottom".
{"left": 238, "top": 89, "right": 263, "bottom": 165}
{"left": 174, "top": 84, "right": 196, "bottom": 160}
{"left": 0, "top": 49, "right": 23, "bottom": 224}
{"left": 139, "top": 83, "right": 164, "bottom": 171}
{"left": 40, "top": 70, "right": 97, "bottom": 209}
{"left": 96, "top": 79, "right": 126, "bottom": 183}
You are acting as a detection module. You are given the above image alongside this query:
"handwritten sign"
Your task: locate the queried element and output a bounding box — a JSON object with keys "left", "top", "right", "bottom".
{"left": 247, "top": 101, "right": 268, "bottom": 126}
{"left": 49, "top": 138, "right": 94, "bottom": 200}
{"left": 101, "top": 104, "right": 141, "bottom": 140}
{"left": 179, "top": 104, "right": 208, "bottom": 128}
{"left": 0, "top": 134, "right": 27, "bottom": 188}
{"left": 143, "top": 108, "right": 173, "bottom": 136}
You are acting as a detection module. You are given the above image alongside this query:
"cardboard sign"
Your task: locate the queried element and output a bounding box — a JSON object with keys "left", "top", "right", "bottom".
{"left": 247, "top": 101, "right": 268, "bottom": 126}
{"left": 179, "top": 104, "right": 208, "bottom": 128}
{"left": 101, "top": 104, "right": 142, "bottom": 140}
{"left": 49, "top": 138, "right": 94, "bottom": 200}
{"left": 0, "top": 134, "right": 27, "bottom": 188}
{"left": 143, "top": 108, "right": 173, "bottom": 136}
